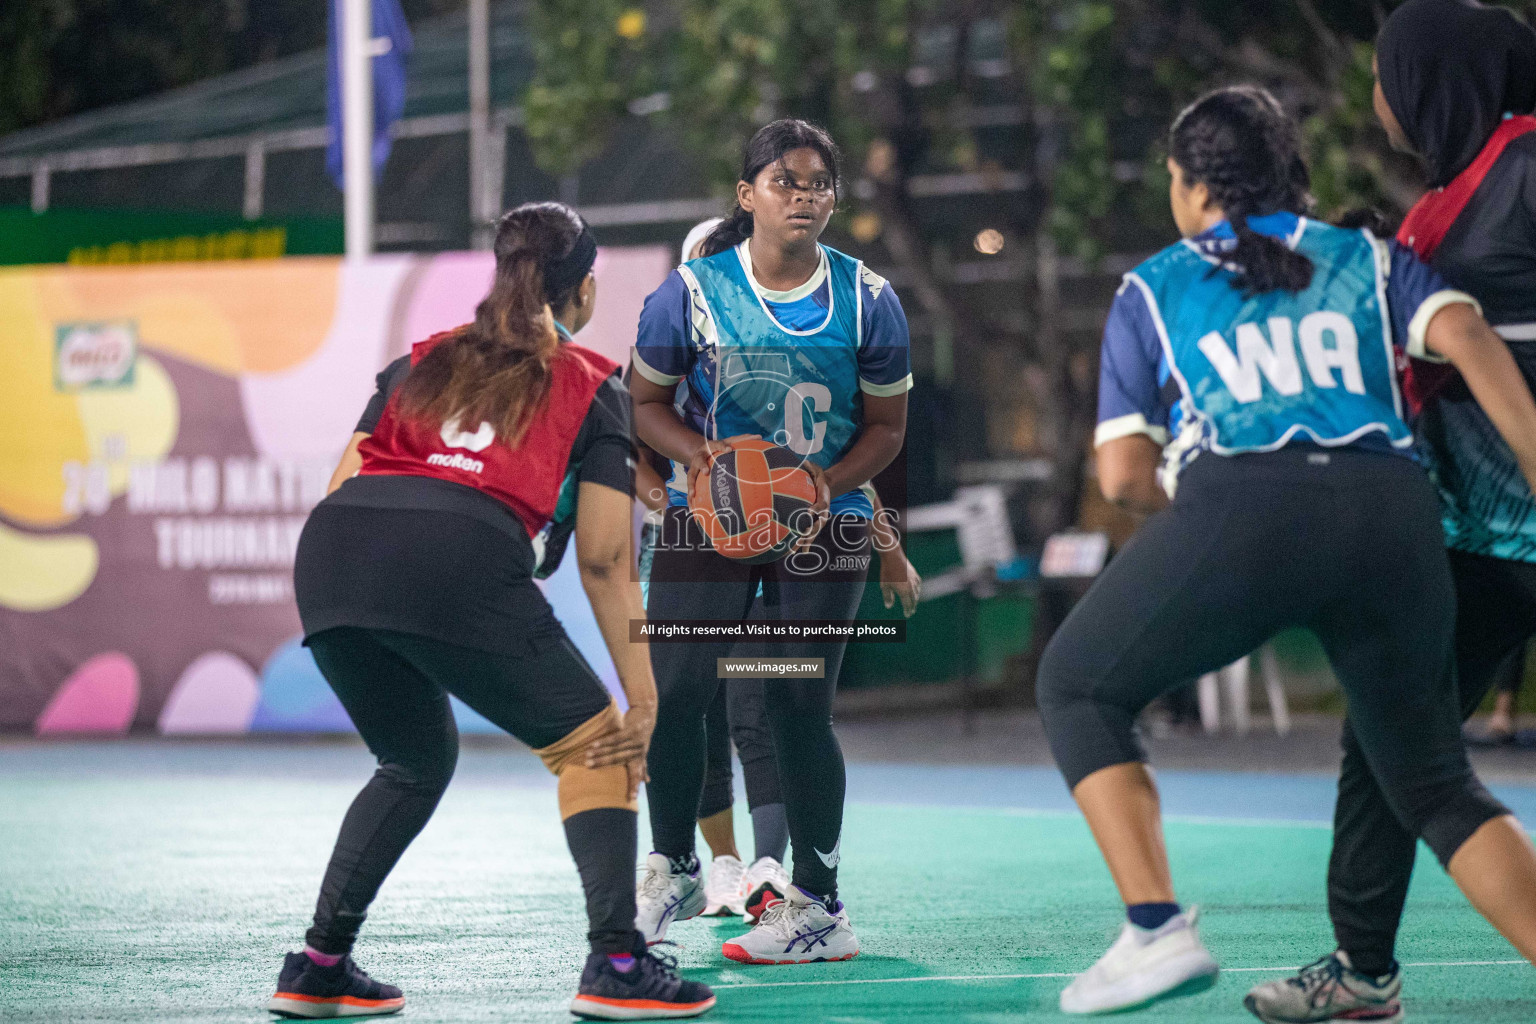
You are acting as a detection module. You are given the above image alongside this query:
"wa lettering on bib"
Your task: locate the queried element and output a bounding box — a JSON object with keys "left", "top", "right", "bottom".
{"left": 1127, "top": 219, "right": 1410, "bottom": 460}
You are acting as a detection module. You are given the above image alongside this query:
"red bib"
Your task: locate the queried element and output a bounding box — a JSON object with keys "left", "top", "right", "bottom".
{"left": 357, "top": 327, "right": 619, "bottom": 539}
{"left": 1397, "top": 116, "right": 1536, "bottom": 415}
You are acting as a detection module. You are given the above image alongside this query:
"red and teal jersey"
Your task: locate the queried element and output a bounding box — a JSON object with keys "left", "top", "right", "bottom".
{"left": 1397, "top": 116, "right": 1536, "bottom": 562}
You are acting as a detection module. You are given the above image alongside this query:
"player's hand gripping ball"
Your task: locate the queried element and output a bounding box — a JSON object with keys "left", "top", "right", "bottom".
{"left": 688, "top": 438, "right": 819, "bottom": 563}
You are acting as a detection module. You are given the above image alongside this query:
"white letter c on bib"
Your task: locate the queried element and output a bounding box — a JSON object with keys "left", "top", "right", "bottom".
{"left": 783, "top": 383, "right": 831, "bottom": 456}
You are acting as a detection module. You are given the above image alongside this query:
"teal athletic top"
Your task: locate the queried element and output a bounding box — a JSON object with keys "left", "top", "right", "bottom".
{"left": 632, "top": 240, "right": 912, "bottom": 517}
{"left": 1095, "top": 212, "right": 1478, "bottom": 492}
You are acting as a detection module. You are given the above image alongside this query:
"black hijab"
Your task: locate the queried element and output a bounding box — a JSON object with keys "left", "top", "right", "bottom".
{"left": 1378, "top": 0, "right": 1536, "bottom": 187}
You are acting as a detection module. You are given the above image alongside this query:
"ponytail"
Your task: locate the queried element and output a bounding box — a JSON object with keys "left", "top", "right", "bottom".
{"left": 1226, "top": 214, "right": 1314, "bottom": 296}
{"left": 699, "top": 118, "right": 842, "bottom": 258}
{"left": 395, "top": 202, "right": 593, "bottom": 447}
{"left": 1170, "top": 86, "right": 1315, "bottom": 297}
{"left": 700, "top": 207, "right": 753, "bottom": 257}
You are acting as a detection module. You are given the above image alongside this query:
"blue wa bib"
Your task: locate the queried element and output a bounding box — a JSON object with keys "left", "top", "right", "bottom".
{"left": 1130, "top": 219, "right": 1410, "bottom": 466}
{"left": 676, "top": 242, "right": 874, "bottom": 514}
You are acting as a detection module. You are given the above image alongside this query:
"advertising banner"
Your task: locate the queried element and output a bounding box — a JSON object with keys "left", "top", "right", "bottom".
{"left": 0, "top": 206, "right": 344, "bottom": 266}
{"left": 0, "top": 246, "right": 670, "bottom": 734}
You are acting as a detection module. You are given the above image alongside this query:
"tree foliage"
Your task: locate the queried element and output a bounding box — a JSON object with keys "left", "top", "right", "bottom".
{"left": 526, "top": 0, "right": 925, "bottom": 187}
{"left": 526, "top": 0, "right": 1535, "bottom": 250}
{"left": 525, "top": 0, "right": 657, "bottom": 176}
{"left": 523, "top": 1, "right": 1535, "bottom": 525}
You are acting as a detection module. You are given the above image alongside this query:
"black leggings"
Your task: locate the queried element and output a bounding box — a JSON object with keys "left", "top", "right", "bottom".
{"left": 698, "top": 684, "right": 784, "bottom": 819}
{"left": 1037, "top": 448, "right": 1506, "bottom": 869}
{"left": 645, "top": 507, "right": 869, "bottom": 899}
{"left": 699, "top": 688, "right": 735, "bottom": 820}
{"left": 1492, "top": 636, "right": 1531, "bottom": 697}
{"left": 698, "top": 599, "right": 785, "bottom": 820}
{"left": 729, "top": 676, "right": 784, "bottom": 811}
{"left": 700, "top": 684, "right": 786, "bottom": 822}
{"left": 1328, "top": 550, "right": 1536, "bottom": 970}
{"left": 303, "top": 624, "right": 637, "bottom": 955}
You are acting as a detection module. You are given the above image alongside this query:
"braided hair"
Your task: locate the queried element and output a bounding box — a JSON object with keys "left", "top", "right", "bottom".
{"left": 1169, "top": 86, "right": 1315, "bottom": 296}
{"left": 700, "top": 119, "right": 842, "bottom": 257}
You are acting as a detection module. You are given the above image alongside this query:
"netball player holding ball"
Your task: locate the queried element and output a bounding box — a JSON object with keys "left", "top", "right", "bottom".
{"left": 1036, "top": 87, "right": 1536, "bottom": 1015}
{"left": 269, "top": 202, "right": 712, "bottom": 1020}
{"left": 634, "top": 218, "right": 796, "bottom": 922}
{"left": 637, "top": 219, "right": 922, "bottom": 927}
{"left": 629, "top": 120, "right": 911, "bottom": 964}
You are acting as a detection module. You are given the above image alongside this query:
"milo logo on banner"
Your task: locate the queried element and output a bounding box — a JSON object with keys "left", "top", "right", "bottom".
{"left": 55, "top": 321, "right": 137, "bottom": 391}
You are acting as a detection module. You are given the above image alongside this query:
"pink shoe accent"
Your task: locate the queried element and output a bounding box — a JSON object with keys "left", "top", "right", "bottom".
{"left": 304, "top": 946, "right": 344, "bottom": 967}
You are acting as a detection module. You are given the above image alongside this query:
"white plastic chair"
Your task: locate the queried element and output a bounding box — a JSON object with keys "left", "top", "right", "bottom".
{"left": 1196, "top": 645, "right": 1290, "bottom": 736}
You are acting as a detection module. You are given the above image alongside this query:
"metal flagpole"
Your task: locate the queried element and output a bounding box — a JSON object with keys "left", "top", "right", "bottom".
{"left": 468, "top": 0, "right": 492, "bottom": 249}
{"left": 342, "top": 0, "right": 374, "bottom": 259}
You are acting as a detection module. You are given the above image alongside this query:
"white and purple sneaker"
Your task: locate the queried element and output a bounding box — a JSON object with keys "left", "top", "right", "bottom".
{"left": 721, "top": 886, "right": 859, "bottom": 965}
{"left": 635, "top": 853, "right": 707, "bottom": 946}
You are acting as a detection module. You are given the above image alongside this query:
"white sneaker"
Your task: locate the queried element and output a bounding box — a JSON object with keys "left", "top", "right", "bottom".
{"left": 635, "top": 852, "right": 707, "bottom": 946}
{"left": 740, "top": 856, "right": 790, "bottom": 924}
{"left": 1059, "top": 908, "right": 1219, "bottom": 1014}
{"left": 702, "top": 855, "right": 747, "bottom": 916}
{"left": 720, "top": 886, "right": 860, "bottom": 964}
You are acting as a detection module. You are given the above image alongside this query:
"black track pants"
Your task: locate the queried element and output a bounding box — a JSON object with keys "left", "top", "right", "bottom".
{"left": 1328, "top": 550, "right": 1536, "bottom": 970}
{"left": 1037, "top": 448, "right": 1507, "bottom": 869}
{"left": 644, "top": 507, "right": 869, "bottom": 899}
{"left": 303, "top": 625, "right": 637, "bottom": 955}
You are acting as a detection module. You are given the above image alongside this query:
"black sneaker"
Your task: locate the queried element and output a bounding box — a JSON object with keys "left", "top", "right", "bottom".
{"left": 268, "top": 951, "right": 405, "bottom": 1019}
{"left": 569, "top": 944, "right": 716, "bottom": 1020}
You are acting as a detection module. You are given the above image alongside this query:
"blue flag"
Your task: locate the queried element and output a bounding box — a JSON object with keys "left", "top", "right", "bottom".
{"left": 327, "top": 0, "right": 414, "bottom": 188}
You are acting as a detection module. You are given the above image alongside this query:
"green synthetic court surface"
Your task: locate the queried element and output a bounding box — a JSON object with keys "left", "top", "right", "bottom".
{"left": 3, "top": 742, "right": 1533, "bottom": 1023}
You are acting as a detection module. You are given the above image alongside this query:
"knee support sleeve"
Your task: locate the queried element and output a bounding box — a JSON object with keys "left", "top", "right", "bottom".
{"left": 534, "top": 701, "right": 638, "bottom": 819}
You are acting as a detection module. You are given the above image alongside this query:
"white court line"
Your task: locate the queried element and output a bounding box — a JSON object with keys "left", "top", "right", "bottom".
{"left": 855, "top": 800, "right": 1336, "bottom": 831}
{"left": 856, "top": 801, "right": 1536, "bottom": 836}
{"left": 712, "top": 960, "right": 1525, "bottom": 990}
